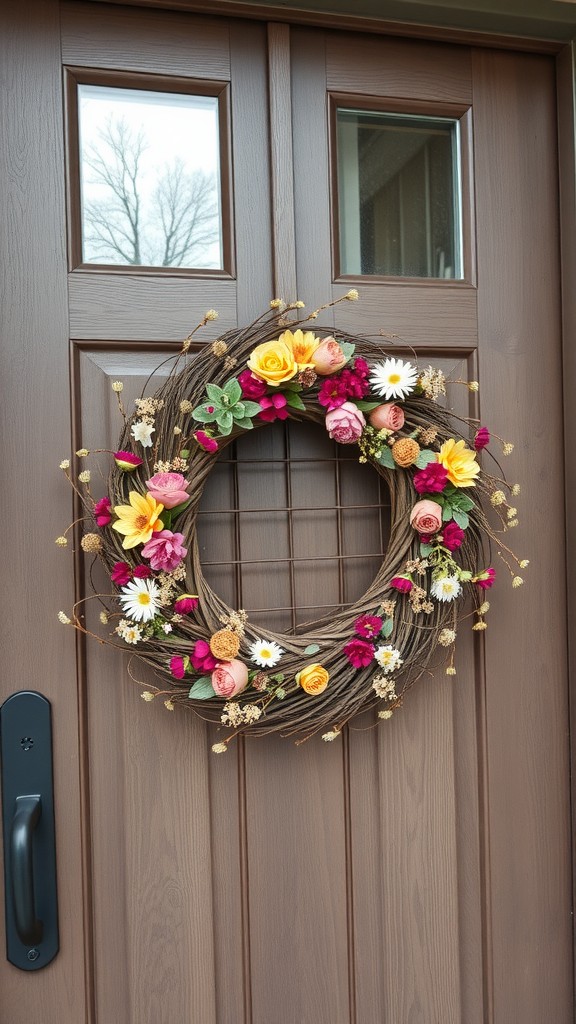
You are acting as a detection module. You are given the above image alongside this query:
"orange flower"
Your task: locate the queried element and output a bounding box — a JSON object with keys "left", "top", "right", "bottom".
{"left": 296, "top": 663, "right": 330, "bottom": 695}
{"left": 436, "top": 438, "right": 480, "bottom": 488}
{"left": 283, "top": 329, "right": 320, "bottom": 369}
{"left": 112, "top": 491, "right": 164, "bottom": 549}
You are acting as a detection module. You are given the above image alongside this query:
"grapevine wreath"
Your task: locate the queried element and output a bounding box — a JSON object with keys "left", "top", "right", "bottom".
{"left": 57, "top": 294, "right": 527, "bottom": 751}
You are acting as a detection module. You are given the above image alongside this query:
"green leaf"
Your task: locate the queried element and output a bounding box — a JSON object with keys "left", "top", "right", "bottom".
{"left": 188, "top": 677, "right": 216, "bottom": 700}
{"left": 160, "top": 510, "right": 172, "bottom": 530}
{"left": 232, "top": 401, "right": 246, "bottom": 419}
{"left": 281, "top": 381, "right": 303, "bottom": 392}
{"left": 285, "top": 391, "right": 306, "bottom": 411}
{"left": 233, "top": 417, "right": 254, "bottom": 431}
{"left": 414, "top": 449, "right": 437, "bottom": 469}
{"left": 452, "top": 509, "right": 469, "bottom": 529}
{"left": 206, "top": 382, "right": 224, "bottom": 404}
{"left": 420, "top": 543, "right": 432, "bottom": 557}
{"left": 192, "top": 404, "right": 218, "bottom": 423}
{"left": 180, "top": 449, "right": 190, "bottom": 459}
{"left": 355, "top": 400, "right": 381, "bottom": 412}
{"left": 241, "top": 400, "right": 262, "bottom": 418}
{"left": 452, "top": 493, "right": 475, "bottom": 512}
{"left": 340, "top": 341, "right": 356, "bottom": 362}
{"left": 303, "top": 643, "right": 320, "bottom": 655}
{"left": 442, "top": 503, "right": 454, "bottom": 522}
{"left": 216, "top": 410, "right": 234, "bottom": 434}
{"left": 380, "top": 618, "right": 394, "bottom": 639}
{"left": 377, "top": 446, "right": 396, "bottom": 469}
{"left": 169, "top": 498, "right": 191, "bottom": 521}
{"left": 223, "top": 377, "right": 242, "bottom": 405}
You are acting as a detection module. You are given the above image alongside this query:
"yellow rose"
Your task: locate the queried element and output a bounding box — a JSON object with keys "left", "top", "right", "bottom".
{"left": 247, "top": 338, "right": 298, "bottom": 386}
{"left": 295, "top": 663, "right": 330, "bottom": 695}
{"left": 436, "top": 438, "right": 480, "bottom": 487}
{"left": 281, "top": 329, "right": 320, "bottom": 369}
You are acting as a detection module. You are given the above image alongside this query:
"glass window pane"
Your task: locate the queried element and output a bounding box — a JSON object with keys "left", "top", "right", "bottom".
{"left": 78, "top": 85, "right": 222, "bottom": 269}
{"left": 336, "top": 109, "right": 462, "bottom": 279}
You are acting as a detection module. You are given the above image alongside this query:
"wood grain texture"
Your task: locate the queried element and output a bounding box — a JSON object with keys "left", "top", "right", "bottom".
{"left": 0, "top": 3, "right": 88, "bottom": 1021}
{"left": 556, "top": 40, "right": 576, "bottom": 999}
{"left": 326, "top": 32, "right": 473, "bottom": 104}
{"left": 69, "top": 273, "right": 238, "bottom": 340}
{"left": 61, "top": 0, "right": 231, "bottom": 79}
{"left": 332, "top": 284, "right": 478, "bottom": 349}
{"left": 267, "top": 23, "right": 298, "bottom": 300}
{"left": 473, "top": 47, "right": 573, "bottom": 1021}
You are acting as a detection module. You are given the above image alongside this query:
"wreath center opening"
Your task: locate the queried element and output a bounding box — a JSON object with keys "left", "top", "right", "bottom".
{"left": 197, "top": 418, "right": 391, "bottom": 633}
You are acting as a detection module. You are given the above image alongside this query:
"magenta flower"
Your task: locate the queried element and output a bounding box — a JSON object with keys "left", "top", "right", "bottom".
{"left": 318, "top": 377, "right": 348, "bottom": 410}
{"left": 94, "top": 496, "right": 112, "bottom": 526}
{"left": 194, "top": 430, "right": 219, "bottom": 453}
{"left": 474, "top": 427, "right": 490, "bottom": 451}
{"left": 258, "top": 393, "right": 289, "bottom": 422}
{"left": 113, "top": 450, "right": 143, "bottom": 471}
{"left": 191, "top": 639, "right": 218, "bottom": 672}
{"left": 441, "top": 520, "right": 465, "bottom": 551}
{"left": 141, "top": 530, "right": 187, "bottom": 571}
{"left": 145, "top": 471, "right": 190, "bottom": 509}
{"left": 238, "top": 369, "right": 267, "bottom": 399}
{"left": 133, "top": 564, "right": 152, "bottom": 579}
{"left": 343, "top": 638, "right": 375, "bottom": 668}
{"left": 474, "top": 567, "right": 496, "bottom": 589}
{"left": 413, "top": 462, "right": 449, "bottom": 495}
{"left": 390, "top": 576, "right": 413, "bottom": 593}
{"left": 354, "top": 614, "right": 383, "bottom": 639}
{"left": 170, "top": 655, "right": 189, "bottom": 679}
{"left": 174, "top": 594, "right": 199, "bottom": 614}
{"left": 111, "top": 561, "right": 131, "bottom": 586}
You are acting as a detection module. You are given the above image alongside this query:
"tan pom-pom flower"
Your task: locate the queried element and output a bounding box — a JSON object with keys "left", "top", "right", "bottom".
{"left": 81, "top": 533, "right": 102, "bottom": 553}
{"left": 391, "top": 437, "right": 421, "bottom": 467}
{"left": 209, "top": 628, "right": 241, "bottom": 661}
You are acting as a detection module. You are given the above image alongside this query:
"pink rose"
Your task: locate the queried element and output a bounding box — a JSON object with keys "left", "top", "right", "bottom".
{"left": 368, "top": 403, "right": 405, "bottom": 432}
{"left": 211, "top": 659, "right": 249, "bottom": 698}
{"left": 325, "top": 402, "right": 366, "bottom": 444}
{"left": 410, "top": 499, "right": 443, "bottom": 535}
{"left": 141, "top": 530, "right": 187, "bottom": 571}
{"left": 145, "top": 472, "right": 190, "bottom": 509}
{"left": 311, "top": 337, "right": 347, "bottom": 375}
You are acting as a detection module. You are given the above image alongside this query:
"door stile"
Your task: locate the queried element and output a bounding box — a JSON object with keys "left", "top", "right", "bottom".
{"left": 556, "top": 38, "right": 576, "bottom": 1014}
{"left": 267, "top": 22, "right": 298, "bottom": 302}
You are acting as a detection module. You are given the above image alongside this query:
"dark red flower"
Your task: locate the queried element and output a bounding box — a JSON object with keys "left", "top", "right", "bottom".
{"left": 170, "top": 656, "right": 188, "bottom": 679}
{"left": 390, "top": 576, "right": 413, "bottom": 593}
{"left": 343, "top": 638, "right": 375, "bottom": 668}
{"left": 133, "top": 564, "right": 152, "bottom": 579}
{"left": 474, "top": 567, "right": 496, "bottom": 589}
{"left": 94, "top": 496, "right": 112, "bottom": 527}
{"left": 441, "top": 520, "right": 465, "bottom": 551}
{"left": 238, "top": 369, "right": 267, "bottom": 399}
{"left": 474, "top": 427, "right": 490, "bottom": 451}
{"left": 413, "top": 462, "right": 449, "bottom": 495}
{"left": 111, "top": 561, "right": 131, "bottom": 586}
{"left": 174, "top": 594, "right": 199, "bottom": 614}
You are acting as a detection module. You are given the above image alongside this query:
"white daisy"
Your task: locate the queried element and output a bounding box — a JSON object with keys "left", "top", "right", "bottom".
{"left": 430, "top": 575, "right": 462, "bottom": 602}
{"left": 249, "top": 638, "right": 284, "bottom": 668}
{"left": 130, "top": 419, "right": 155, "bottom": 448}
{"left": 119, "top": 578, "right": 161, "bottom": 622}
{"left": 374, "top": 645, "right": 403, "bottom": 674}
{"left": 370, "top": 358, "right": 418, "bottom": 400}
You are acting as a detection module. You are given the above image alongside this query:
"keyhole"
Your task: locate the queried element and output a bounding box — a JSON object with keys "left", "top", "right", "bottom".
{"left": 20, "top": 736, "right": 34, "bottom": 752}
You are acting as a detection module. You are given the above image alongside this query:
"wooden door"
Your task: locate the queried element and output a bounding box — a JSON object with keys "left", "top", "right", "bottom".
{"left": 0, "top": 3, "right": 572, "bottom": 1022}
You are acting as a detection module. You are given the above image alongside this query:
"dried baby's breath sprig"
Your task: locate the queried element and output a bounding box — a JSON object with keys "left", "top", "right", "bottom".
{"left": 55, "top": 535, "right": 68, "bottom": 547}
{"left": 322, "top": 729, "right": 341, "bottom": 741}
{"left": 211, "top": 742, "right": 228, "bottom": 754}
{"left": 141, "top": 691, "right": 156, "bottom": 702}
{"left": 76, "top": 448, "right": 89, "bottom": 457}
{"left": 60, "top": 459, "right": 70, "bottom": 470}
{"left": 58, "top": 611, "right": 71, "bottom": 624}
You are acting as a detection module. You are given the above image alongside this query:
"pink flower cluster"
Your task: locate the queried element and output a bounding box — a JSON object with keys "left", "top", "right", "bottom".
{"left": 343, "top": 613, "right": 384, "bottom": 668}
{"left": 141, "top": 530, "right": 187, "bottom": 571}
{"left": 413, "top": 462, "right": 448, "bottom": 495}
{"left": 318, "top": 358, "right": 370, "bottom": 410}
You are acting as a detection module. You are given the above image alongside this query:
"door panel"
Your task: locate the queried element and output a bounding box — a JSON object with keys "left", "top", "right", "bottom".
{"left": 0, "top": 5, "right": 572, "bottom": 1024}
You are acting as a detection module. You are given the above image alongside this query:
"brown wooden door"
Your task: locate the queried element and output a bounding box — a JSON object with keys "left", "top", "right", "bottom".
{"left": 0, "top": 3, "right": 572, "bottom": 1022}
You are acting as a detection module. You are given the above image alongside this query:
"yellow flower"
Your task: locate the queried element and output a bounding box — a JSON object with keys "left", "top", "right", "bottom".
{"left": 295, "top": 663, "right": 329, "bottom": 695}
{"left": 436, "top": 438, "right": 480, "bottom": 488}
{"left": 112, "top": 491, "right": 164, "bottom": 549}
{"left": 247, "top": 336, "right": 298, "bottom": 386}
{"left": 281, "top": 329, "right": 320, "bottom": 369}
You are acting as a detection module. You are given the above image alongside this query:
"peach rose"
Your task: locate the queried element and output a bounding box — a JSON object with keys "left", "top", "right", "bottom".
{"left": 295, "top": 663, "right": 330, "bottom": 695}
{"left": 247, "top": 338, "right": 298, "bottom": 386}
{"left": 410, "top": 499, "right": 443, "bottom": 535}
{"left": 325, "top": 402, "right": 366, "bottom": 444}
{"left": 211, "top": 659, "right": 249, "bottom": 698}
{"left": 368, "top": 403, "right": 405, "bottom": 431}
{"left": 311, "top": 337, "right": 347, "bottom": 375}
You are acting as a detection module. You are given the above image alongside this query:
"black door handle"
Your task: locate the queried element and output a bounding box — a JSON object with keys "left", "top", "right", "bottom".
{"left": 1, "top": 692, "right": 59, "bottom": 970}
{"left": 11, "top": 795, "right": 43, "bottom": 946}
